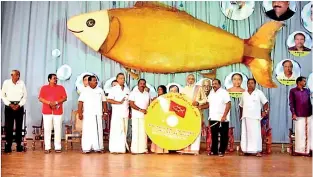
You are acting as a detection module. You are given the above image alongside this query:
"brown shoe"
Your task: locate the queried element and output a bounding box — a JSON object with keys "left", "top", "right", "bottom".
{"left": 44, "top": 150, "right": 51, "bottom": 154}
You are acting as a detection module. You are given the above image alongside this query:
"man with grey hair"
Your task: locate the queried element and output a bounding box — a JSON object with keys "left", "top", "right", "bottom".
{"left": 1, "top": 70, "right": 27, "bottom": 153}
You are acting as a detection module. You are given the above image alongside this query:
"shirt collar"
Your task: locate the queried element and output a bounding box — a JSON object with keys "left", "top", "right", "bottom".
{"left": 10, "top": 79, "right": 20, "bottom": 85}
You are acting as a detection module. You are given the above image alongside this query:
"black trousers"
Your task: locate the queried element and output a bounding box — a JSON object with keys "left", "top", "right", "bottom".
{"left": 210, "top": 120, "right": 229, "bottom": 154}
{"left": 4, "top": 106, "right": 24, "bottom": 147}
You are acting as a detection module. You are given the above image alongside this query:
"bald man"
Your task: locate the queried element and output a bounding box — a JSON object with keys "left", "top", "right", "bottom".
{"left": 1, "top": 70, "right": 27, "bottom": 153}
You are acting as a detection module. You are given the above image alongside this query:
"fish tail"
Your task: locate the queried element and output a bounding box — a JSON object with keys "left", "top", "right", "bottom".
{"left": 243, "top": 21, "right": 283, "bottom": 88}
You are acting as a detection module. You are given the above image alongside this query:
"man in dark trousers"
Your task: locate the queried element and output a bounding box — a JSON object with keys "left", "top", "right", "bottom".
{"left": 200, "top": 79, "right": 231, "bottom": 157}
{"left": 1, "top": 70, "right": 27, "bottom": 153}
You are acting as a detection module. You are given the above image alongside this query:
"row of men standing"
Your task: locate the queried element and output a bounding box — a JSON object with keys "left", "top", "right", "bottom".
{"left": 1, "top": 70, "right": 312, "bottom": 157}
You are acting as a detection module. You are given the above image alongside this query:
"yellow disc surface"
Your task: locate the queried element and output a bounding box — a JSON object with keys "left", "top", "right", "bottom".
{"left": 145, "top": 93, "right": 201, "bottom": 150}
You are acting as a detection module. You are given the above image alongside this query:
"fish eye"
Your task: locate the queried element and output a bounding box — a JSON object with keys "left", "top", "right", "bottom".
{"left": 86, "top": 19, "right": 95, "bottom": 27}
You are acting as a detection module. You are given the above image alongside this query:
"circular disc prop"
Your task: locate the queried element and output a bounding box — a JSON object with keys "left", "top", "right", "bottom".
{"left": 145, "top": 93, "right": 201, "bottom": 150}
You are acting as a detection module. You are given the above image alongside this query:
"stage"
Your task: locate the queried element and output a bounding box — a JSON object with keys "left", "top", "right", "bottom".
{"left": 1, "top": 143, "right": 312, "bottom": 177}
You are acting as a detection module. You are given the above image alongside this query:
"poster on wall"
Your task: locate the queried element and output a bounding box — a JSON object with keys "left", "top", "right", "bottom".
{"left": 56, "top": 64, "right": 72, "bottom": 81}
{"left": 224, "top": 72, "right": 248, "bottom": 98}
{"left": 75, "top": 72, "right": 101, "bottom": 94}
{"left": 301, "top": 2, "right": 312, "bottom": 33}
{"left": 220, "top": 1, "right": 255, "bottom": 20}
{"left": 263, "top": 1, "right": 297, "bottom": 21}
{"left": 275, "top": 59, "right": 301, "bottom": 86}
{"left": 287, "top": 31, "right": 312, "bottom": 57}
{"left": 166, "top": 83, "right": 182, "bottom": 93}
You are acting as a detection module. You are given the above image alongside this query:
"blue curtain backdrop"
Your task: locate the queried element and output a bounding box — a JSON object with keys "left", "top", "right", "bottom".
{"left": 1, "top": 1, "right": 312, "bottom": 142}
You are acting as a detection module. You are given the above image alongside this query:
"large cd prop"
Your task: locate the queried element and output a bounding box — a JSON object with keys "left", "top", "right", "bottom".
{"left": 220, "top": 1, "right": 255, "bottom": 20}
{"left": 145, "top": 93, "right": 201, "bottom": 150}
{"left": 275, "top": 59, "right": 301, "bottom": 86}
{"left": 287, "top": 31, "right": 312, "bottom": 57}
{"left": 301, "top": 2, "right": 312, "bottom": 32}
{"left": 75, "top": 72, "right": 100, "bottom": 94}
{"left": 224, "top": 72, "right": 248, "bottom": 98}
{"left": 132, "top": 83, "right": 157, "bottom": 98}
{"left": 56, "top": 64, "right": 72, "bottom": 81}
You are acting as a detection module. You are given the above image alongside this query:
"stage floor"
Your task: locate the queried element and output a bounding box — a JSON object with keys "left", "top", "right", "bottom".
{"left": 2, "top": 145, "right": 312, "bottom": 177}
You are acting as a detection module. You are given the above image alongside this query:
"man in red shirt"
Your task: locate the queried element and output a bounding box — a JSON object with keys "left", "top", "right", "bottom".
{"left": 38, "top": 74, "right": 67, "bottom": 153}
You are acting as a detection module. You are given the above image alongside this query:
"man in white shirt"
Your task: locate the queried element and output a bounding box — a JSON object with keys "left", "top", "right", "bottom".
{"left": 200, "top": 79, "right": 231, "bottom": 157}
{"left": 1, "top": 70, "right": 27, "bottom": 153}
{"left": 78, "top": 75, "right": 108, "bottom": 153}
{"left": 129, "top": 79, "right": 150, "bottom": 154}
{"left": 107, "top": 73, "right": 130, "bottom": 153}
{"left": 239, "top": 78, "right": 269, "bottom": 157}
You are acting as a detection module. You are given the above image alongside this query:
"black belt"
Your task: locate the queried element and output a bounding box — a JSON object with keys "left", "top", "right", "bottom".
{"left": 10, "top": 101, "right": 20, "bottom": 105}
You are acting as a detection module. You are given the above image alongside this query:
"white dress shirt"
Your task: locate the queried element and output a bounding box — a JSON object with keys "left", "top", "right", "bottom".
{"left": 108, "top": 85, "right": 130, "bottom": 118}
{"left": 276, "top": 72, "right": 296, "bottom": 80}
{"left": 78, "top": 86, "right": 106, "bottom": 115}
{"left": 207, "top": 88, "right": 231, "bottom": 121}
{"left": 1, "top": 79, "right": 27, "bottom": 106}
{"left": 182, "top": 85, "right": 194, "bottom": 100}
{"left": 129, "top": 90, "right": 150, "bottom": 118}
{"left": 239, "top": 89, "right": 268, "bottom": 120}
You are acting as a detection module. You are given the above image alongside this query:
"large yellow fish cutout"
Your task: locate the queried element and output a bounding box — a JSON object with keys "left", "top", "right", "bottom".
{"left": 67, "top": 1, "right": 283, "bottom": 88}
{"left": 67, "top": 10, "right": 110, "bottom": 51}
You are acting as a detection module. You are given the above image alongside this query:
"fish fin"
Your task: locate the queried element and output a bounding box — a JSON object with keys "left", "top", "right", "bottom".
{"left": 134, "top": 1, "right": 179, "bottom": 12}
{"left": 125, "top": 68, "right": 140, "bottom": 80}
{"left": 200, "top": 69, "right": 216, "bottom": 79}
{"left": 243, "top": 21, "right": 283, "bottom": 88}
{"left": 99, "top": 16, "right": 120, "bottom": 54}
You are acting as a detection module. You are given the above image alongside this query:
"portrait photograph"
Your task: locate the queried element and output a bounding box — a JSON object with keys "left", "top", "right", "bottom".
{"left": 224, "top": 72, "right": 248, "bottom": 98}
{"left": 275, "top": 59, "right": 301, "bottom": 85}
{"left": 301, "top": 2, "right": 312, "bottom": 32}
{"left": 287, "top": 31, "right": 312, "bottom": 57}
{"left": 263, "top": 1, "right": 297, "bottom": 21}
{"left": 220, "top": 1, "right": 255, "bottom": 20}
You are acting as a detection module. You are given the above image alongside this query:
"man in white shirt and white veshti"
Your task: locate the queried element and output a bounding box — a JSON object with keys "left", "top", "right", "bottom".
{"left": 107, "top": 73, "right": 130, "bottom": 154}
{"left": 1, "top": 70, "right": 27, "bottom": 153}
{"left": 78, "top": 75, "right": 108, "bottom": 153}
{"left": 129, "top": 79, "right": 150, "bottom": 154}
{"left": 239, "top": 78, "right": 269, "bottom": 157}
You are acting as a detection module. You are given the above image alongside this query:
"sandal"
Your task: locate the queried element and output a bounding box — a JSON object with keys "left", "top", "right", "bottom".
{"left": 55, "top": 150, "right": 62, "bottom": 153}
{"left": 256, "top": 153, "right": 262, "bottom": 157}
